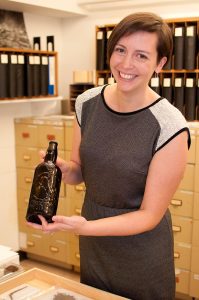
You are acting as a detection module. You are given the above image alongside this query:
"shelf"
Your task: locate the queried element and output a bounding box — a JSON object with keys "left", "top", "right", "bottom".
{"left": 0, "top": 96, "right": 63, "bottom": 104}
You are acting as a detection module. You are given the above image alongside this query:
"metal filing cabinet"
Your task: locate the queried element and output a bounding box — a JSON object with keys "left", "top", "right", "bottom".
{"left": 15, "top": 115, "right": 77, "bottom": 268}
{"left": 170, "top": 123, "right": 199, "bottom": 298}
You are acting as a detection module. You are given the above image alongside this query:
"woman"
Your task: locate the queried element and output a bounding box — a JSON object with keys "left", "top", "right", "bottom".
{"left": 28, "top": 12, "right": 191, "bottom": 300}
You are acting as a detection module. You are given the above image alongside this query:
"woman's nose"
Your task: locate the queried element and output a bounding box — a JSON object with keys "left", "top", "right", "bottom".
{"left": 121, "top": 54, "right": 134, "bottom": 68}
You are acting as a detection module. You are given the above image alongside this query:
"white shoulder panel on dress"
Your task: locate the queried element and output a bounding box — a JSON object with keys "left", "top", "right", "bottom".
{"left": 149, "top": 98, "right": 188, "bottom": 151}
{"left": 75, "top": 85, "right": 104, "bottom": 125}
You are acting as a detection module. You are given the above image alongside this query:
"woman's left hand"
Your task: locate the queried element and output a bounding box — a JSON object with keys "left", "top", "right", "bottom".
{"left": 27, "top": 215, "right": 88, "bottom": 235}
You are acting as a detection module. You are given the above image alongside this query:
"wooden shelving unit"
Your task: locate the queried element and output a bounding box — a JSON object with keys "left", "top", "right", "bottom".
{"left": 0, "top": 47, "right": 58, "bottom": 100}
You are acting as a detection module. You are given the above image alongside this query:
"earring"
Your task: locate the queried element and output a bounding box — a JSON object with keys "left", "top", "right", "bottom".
{"left": 108, "top": 73, "right": 115, "bottom": 85}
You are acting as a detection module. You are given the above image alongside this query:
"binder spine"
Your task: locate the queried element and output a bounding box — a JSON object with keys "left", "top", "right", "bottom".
{"left": 41, "top": 56, "right": 49, "bottom": 96}
{"left": 16, "top": 54, "right": 25, "bottom": 98}
{"left": 184, "top": 78, "right": 196, "bottom": 121}
{"left": 25, "top": 54, "right": 34, "bottom": 97}
{"left": 184, "top": 25, "right": 197, "bottom": 70}
{"left": 174, "top": 77, "right": 184, "bottom": 114}
{"left": 174, "top": 27, "right": 184, "bottom": 70}
{"left": 8, "top": 54, "right": 17, "bottom": 98}
{"left": 33, "top": 55, "right": 41, "bottom": 96}
{"left": 0, "top": 54, "right": 9, "bottom": 98}
{"left": 96, "top": 30, "right": 106, "bottom": 70}
{"left": 150, "top": 76, "right": 160, "bottom": 94}
{"left": 162, "top": 77, "right": 172, "bottom": 103}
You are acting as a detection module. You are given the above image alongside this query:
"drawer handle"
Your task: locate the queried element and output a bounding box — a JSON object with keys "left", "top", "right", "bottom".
{"left": 75, "top": 253, "right": 80, "bottom": 259}
{"left": 23, "top": 155, "right": 31, "bottom": 161}
{"left": 75, "top": 185, "right": 85, "bottom": 191}
{"left": 174, "top": 252, "right": 180, "bottom": 259}
{"left": 25, "top": 177, "right": 32, "bottom": 183}
{"left": 24, "top": 198, "right": 29, "bottom": 204}
{"left": 47, "top": 134, "right": 55, "bottom": 141}
{"left": 172, "top": 225, "right": 181, "bottom": 232}
{"left": 171, "top": 199, "right": 182, "bottom": 206}
{"left": 75, "top": 208, "right": 81, "bottom": 215}
{"left": 50, "top": 246, "right": 59, "bottom": 253}
{"left": 27, "top": 241, "right": 35, "bottom": 247}
{"left": 22, "top": 132, "right": 30, "bottom": 138}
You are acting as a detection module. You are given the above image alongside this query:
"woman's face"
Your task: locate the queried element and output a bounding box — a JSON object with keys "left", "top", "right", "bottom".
{"left": 110, "top": 31, "right": 166, "bottom": 94}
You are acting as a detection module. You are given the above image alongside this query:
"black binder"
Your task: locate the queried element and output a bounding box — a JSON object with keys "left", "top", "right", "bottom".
{"left": 184, "top": 25, "right": 197, "bottom": 70}
{"left": 33, "top": 55, "right": 41, "bottom": 96}
{"left": 0, "top": 53, "right": 9, "bottom": 98}
{"left": 33, "top": 37, "right": 41, "bottom": 50}
{"left": 25, "top": 54, "right": 34, "bottom": 97}
{"left": 162, "top": 77, "right": 172, "bottom": 103}
{"left": 96, "top": 29, "right": 106, "bottom": 70}
{"left": 184, "top": 78, "right": 196, "bottom": 121}
{"left": 8, "top": 54, "right": 17, "bottom": 98}
{"left": 16, "top": 54, "right": 25, "bottom": 98}
{"left": 104, "top": 30, "right": 112, "bottom": 70}
{"left": 196, "top": 79, "right": 199, "bottom": 120}
{"left": 150, "top": 76, "right": 160, "bottom": 94}
{"left": 174, "top": 26, "right": 185, "bottom": 70}
{"left": 174, "top": 77, "right": 184, "bottom": 114}
{"left": 41, "top": 56, "right": 49, "bottom": 95}
{"left": 47, "top": 36, "right": 54, "bottom": 51}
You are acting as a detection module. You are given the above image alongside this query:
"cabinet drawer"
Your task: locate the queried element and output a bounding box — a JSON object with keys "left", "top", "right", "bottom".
{"left": 68, "top": 242, "right": 80, "bottom": 267}
{"left": 193, "top": 193, "right": 199, "bottom": 220}
{"left": 170, "top": 190, "right": 193, "bottom": 218}
{"left": 64, "top": 120, "right": 74, "bottom": 151}
{"left": 192, "top": 220, "right": 199, "bottom": 246}
{"left": 25, "top": 232, "right": 48, "bottom": 256}
{"left": 16, "top": 146, "right": 39, "bottom": 169}
{"left": 178, "top": 164, "right": 195, "bottom": 191}
{"left": 38, "top": 125, "right": 64, "bottom": 150}
{"left": 57, "top": 197, "right": 67, "bottom": 215}
{"left": 188, "top": 134, "right": 196, "bottom": 164}
{"left": 196, "top": 131, "right": 199, "bottom": 164}
{"left": 189, "top": 272, "right": 199, "bottom": 298}
{"left": 175, "top": 269, "right": 190, "bottom": 295}
{"left": 174, "top": 242, "right": 191, "bottom": 270}
{"left": 17, "top": 189, "right": 30, "bottom": 211}
{"left": 195, "top": 164, "right": 199, "bottom": 193}
{"left": 45, "top": 238, "right": 69, "bottom": 263}
{"left": 17, "top": 168, "right": 34, "bottom": 190}
{"left": 15, "top": 123, "right": 38, "bottom": 147}
{"left": 191, "top": 246, "right": 199, "bottom": 273}
{"left": 172, "top": 215, "right": 192, "bottom": 244}
{"left": 66, "top": 183, "right": 85, "bottom": 203}
{"left": 68, "top": 233, "right": 79, "bottom": 245}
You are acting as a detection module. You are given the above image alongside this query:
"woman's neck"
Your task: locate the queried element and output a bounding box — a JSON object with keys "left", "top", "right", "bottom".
{"left": 105, "top": 84, "right": 158, "bottom": 113}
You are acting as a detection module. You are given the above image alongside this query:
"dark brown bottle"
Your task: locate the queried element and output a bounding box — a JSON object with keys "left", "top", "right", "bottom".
{"left": 26, "top": 141, "right": 62, "bottom": 224}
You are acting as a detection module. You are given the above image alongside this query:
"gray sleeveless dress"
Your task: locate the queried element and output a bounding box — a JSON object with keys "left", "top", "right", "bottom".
{"left": 75, "top": 85, "right": 191, "bottom": 300}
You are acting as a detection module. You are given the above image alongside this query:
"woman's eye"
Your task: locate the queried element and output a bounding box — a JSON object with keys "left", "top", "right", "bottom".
{"left": 114, "top": 47, "right": 125, "bottom": 54}
{"left": 137, "top": 53, "right": 148, "bottom": 60}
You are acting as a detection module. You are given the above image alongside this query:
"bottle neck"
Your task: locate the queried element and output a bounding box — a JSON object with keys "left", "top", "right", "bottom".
{"left": 44, "top": 151, "right": 57, "bottom": 164}
{"left": 44, "top": 142, "right": 58, "bottom": 164}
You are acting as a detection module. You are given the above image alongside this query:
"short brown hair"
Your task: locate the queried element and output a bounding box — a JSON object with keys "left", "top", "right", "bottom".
{"left": 107, "top": 12, "right": 173, "bottom": 63}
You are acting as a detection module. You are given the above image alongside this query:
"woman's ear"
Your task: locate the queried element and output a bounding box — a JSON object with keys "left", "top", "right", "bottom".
{"left": 155, "top": 56, "right": 167, "bottom": 73}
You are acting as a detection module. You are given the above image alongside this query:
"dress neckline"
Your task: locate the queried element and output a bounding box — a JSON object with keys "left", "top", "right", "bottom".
{"left": 101, "top": 85, "right": 163, "bottom": 116}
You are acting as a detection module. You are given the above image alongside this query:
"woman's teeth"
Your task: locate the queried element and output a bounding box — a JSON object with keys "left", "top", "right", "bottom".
{"left": 119, "top": 72, "right": 136, "bottom": 80}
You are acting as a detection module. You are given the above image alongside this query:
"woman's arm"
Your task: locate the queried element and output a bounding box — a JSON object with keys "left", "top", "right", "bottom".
{"left": 29, "top": 131, "right": 188, "bottom": 236}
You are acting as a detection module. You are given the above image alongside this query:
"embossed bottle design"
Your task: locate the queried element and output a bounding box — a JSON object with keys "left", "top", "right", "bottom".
{"left": 26, "top": 141, "right": 62, "bottom": 224}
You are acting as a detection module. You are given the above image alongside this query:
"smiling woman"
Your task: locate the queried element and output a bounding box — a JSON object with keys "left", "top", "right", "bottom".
{"left": 27, "top": 12, "right": 191, "bottom": 300}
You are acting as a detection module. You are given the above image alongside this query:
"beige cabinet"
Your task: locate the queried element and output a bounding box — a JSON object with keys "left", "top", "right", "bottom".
{"left": 15, "top": 115, "right": 78, "bottom": 267}
{"left": 171, "top": 123, "right": 199, "bottom": 298}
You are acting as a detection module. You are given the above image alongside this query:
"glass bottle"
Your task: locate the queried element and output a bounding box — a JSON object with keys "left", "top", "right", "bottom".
{"left": 26, "top": 141, "right": 62, "bottom": 224}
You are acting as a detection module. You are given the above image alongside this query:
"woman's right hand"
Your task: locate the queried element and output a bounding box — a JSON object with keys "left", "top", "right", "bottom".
{"left": 39, "top": 150, "right": 71, "bottom": 182}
